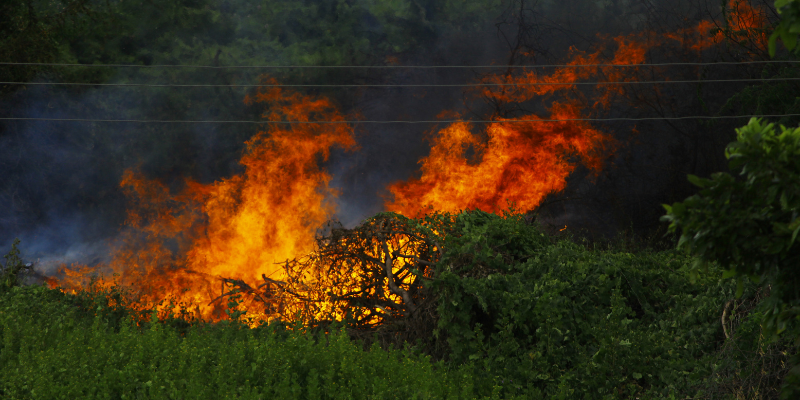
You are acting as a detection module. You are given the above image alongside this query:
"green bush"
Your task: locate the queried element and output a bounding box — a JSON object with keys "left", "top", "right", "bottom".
{"left": 431, "top": 210, "right": 742, "bottom": 399}
{"left": 0, "top": 284, "right": 494, "bottom": 400}
{"left": 0, "top": 239, "right": 30, "bottom": 292}
{"left": 663, "top": 117, "right": 800, "bottom": 398}
{"left": 770, "top": 0, "right": 800, "bottom": 56}
{"left": 1, "top": 210, "right": 784, "bottom": 399}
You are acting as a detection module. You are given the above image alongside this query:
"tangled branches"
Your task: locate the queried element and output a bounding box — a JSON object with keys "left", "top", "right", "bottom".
{"left": 284, "top": 213, "right": 450, "bottom": 339}
{"left": 212, "top": 212, "right": 454, "bottom": 350}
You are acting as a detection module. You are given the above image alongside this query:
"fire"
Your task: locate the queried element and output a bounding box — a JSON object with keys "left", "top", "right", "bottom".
{"left": 52, "top": 78, "right": 356, "bottom": 322}
{"left": 386, "top": 0, "right": 771, "bottom": 218}
{"left": 46, "top": 1, "right": 772, "bottom": 326}
{"left": 279, "top": 213, "right": 446, "bottom": 332}
{"left": 386, "top": 106, "right": 612, "bottom": 217}
{"left": 664, "top": 0, "right": 770, "bottom": 53}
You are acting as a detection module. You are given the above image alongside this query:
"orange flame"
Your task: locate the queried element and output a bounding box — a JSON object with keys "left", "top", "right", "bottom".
{"left": 386, "top": 0, "right": 770, "bottom": 217}
{"left": 386, "top": 105, "right": 612, "bottom": 217}
{"left": 53, "top": 79, "right": 355, "bottom": 322}
{"left": 667, "top": 0, "right": 770, "bottom": 53}
{"left": 48, "top": 2, "right": 772, "bottom": 325}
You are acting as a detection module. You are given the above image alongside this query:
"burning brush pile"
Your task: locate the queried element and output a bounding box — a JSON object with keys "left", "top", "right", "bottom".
{"left": 45, "top": 64, "right": 616, "bottom": 333}
{"left": 44, "top": 82, "right": 461, "bottom": 342}
{"left": 42, "top": 0, "right": 774, "bottom": 359}
{"left": 5, "top": 1, "right": 796, "bottom": 397}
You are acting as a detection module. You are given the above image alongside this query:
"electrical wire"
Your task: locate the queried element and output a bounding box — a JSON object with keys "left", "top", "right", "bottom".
{"left": 3, "top": 77, "right": 800, "bottom": 88}
{"left": 1, "top": 115, "right": 797, "bottom": 124}
{"left": 2, "top": 60, "right": 800, "bottom": 69}
{"left": 3, "top": 62, "right": 797, "bottom": 123}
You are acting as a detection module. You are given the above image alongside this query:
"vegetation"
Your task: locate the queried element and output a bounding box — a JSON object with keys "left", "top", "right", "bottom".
{"left": 771, "top": 0, "right": 800, "bottom": 56}
{"left": 0, "top": 284, "right": 482, "bottom": 400}
{"left": 2, "top": 1, "right": 800, "bottom": 398}
{"left": 3, "top": 115, "right": 799, "bottom": 397}
{"left": 2, "top": 206, "right": 795, "bottom": 398}
{"left": 0, "top": 239, "right": 30, "bottom": 292}
{"left": 663, "top": 117, "right": 800, "bottom": 398}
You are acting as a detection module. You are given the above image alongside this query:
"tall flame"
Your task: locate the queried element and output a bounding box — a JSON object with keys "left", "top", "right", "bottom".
{"left": 386, "top": 0, "right": 770, "bottom": 217}
{"left": 48, "top": 0, "right": 772, "bottom": 324}
{"left": 53, "top": 79, "right": 355, "bottom": 321}
{"left": 386, "top": 107, "right": 612, "bottom": 217}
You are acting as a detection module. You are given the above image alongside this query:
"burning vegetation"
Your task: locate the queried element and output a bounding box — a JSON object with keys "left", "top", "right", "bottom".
{"left": 50, "top": 79, "right": 357, "bottom": 323}
{"left": 44, "top": 0, "right": 776, "bottom": 334}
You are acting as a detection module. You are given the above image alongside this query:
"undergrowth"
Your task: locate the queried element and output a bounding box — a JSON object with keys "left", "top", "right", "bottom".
{"left": 1, "top": 214, "right": 794, "bottom": 399}
{"left": 0, "top": 284, "right": 487, "bottom": 400}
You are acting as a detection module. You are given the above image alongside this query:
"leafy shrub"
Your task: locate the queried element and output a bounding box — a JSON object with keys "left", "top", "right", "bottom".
{"left": 771, "top": 0, "right": 800, "bottom": 56}
{"left": 0, "top": 284, "right": 496, "bottom": 400}
{"left": 0, "top": 239, "right": 30, "bottom": 292}
{"left": 662, "top": 117, "right": 800, "bottom": 398}
{"left": 431, "top": 210, "right": 741, "bottom": 399}
{"left": 698, "top": 286, "right": 797, "bottom": 400}
{"left": 1, "top": 209, "right": 781, "bottom": 399}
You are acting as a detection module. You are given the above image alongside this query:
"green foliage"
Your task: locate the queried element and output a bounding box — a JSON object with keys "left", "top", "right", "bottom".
{"left": 662, "top": 117, "right": 800, "bottom": 398}
{"left": 718, "top": 64, "right": 800, "bottom": 127}
{"left": 770, "top": 0, "right": 800, "bottom": 56}
{"left": 431, "top": 210, "right": 738, "bottom": 399}
{"left": 0, "top": 0, "right": 106, "bottom": 93}
{"left": 2, "top": 210, "right": 791, "bottom": 399}
{"left": 0, "top": 239, "right": 30, "bottom": 292}
{"left": 0, "top": 284, "right": 485, "bottom": 400}
{"left": 662, "top": 118, "right": 800, "bottom": 311}
{"left": 700, "top": 288, "right": 797, "bottom": 400}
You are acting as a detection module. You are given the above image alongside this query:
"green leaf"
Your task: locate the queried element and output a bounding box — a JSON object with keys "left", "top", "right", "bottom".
{"left": 687, "top": 174, "right": 707, "bottom": 188}
{"left": 722, "top": 269, "right": 737, "bottom": 279}
{"left": 791, "top": 221, "right": 800, "bottom": 246}
{"left": 781, "top": 29, "right": 798, "bottom": 50}
{"left": 632, "top": 372, "right": 643, "bottom": 380}
{"left": 677, "top": 234, "right": 690, "bottom": 250}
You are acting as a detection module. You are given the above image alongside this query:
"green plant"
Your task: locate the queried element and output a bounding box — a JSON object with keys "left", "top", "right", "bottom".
{"left": 431, "top": 210, "right": 735, "bottom": 399}
{"left": 0, "top": 239, "right": 30, "bottom": 291}
{"left": 662, "top": 117, "right": 800, "bottom": 398}
{"left": 770, "top": 0, "right": 800, "bottom": 56}
{"left": 0, "top": 284, "right": 486, "bottom": 399}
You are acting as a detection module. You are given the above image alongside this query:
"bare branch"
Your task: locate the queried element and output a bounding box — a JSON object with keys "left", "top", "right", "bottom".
{"left": 381, "top": 238, "right": 417, "bottom": 315}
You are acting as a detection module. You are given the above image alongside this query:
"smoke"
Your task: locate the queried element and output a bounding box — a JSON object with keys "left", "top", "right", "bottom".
{"left": 0, "top": 76, "right": 256, "bottom": 266}
{"left": 0, "top": 0, "right": 779, "bottom": 273}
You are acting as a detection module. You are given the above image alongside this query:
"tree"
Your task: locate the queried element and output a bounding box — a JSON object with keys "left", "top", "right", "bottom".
{"left": 0, "top": 239, "right": 30, "bottom": 291}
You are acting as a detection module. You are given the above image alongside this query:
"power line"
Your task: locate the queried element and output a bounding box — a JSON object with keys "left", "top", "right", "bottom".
{"left": 1, "top": 115, "right": 796, "bottom": 124}
{"left": 1, "top": 60, "right": 800, "bottom": 69}
{"left": 3, "top": 77, "right": 800, "bottom": 88}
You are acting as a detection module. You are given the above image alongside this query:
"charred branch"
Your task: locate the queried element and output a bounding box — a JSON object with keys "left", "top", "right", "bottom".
{"left": 381, "top": 238, "right": 417, "bottom": 316}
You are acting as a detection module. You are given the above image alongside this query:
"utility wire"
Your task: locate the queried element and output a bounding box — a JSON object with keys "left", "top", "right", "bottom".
{"left": 1, "top": 115, "right": 796, "bottom": 124}
{"left": 3, "top": 77, "right": 800, "bottom": 88}
{"left": 2, "top": 60, "right": 800, "bottom": 69}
